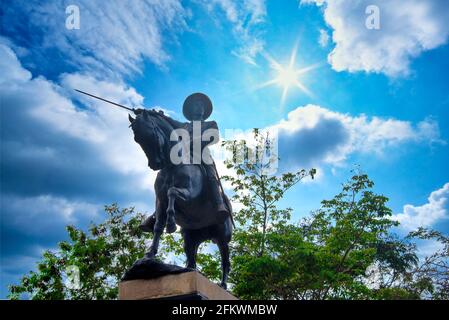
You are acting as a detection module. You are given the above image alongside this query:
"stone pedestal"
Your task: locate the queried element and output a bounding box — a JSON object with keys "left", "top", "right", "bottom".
{"left": 119, "top": 271, "right": 237, "bottom": 300}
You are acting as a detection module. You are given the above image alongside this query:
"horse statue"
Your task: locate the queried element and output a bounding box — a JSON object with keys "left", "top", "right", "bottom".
{"left": 127, "top": 93, "right": 233, "bottom": 289}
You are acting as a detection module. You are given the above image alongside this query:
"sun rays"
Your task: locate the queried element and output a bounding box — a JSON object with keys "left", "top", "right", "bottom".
{"left": 255, "top": 43, "right": 321, "bottom": 106}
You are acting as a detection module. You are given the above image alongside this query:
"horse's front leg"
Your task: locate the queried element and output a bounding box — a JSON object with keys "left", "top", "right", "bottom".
{"left": 145, "top": 229, "right": 162, "bottom": 258}
{"left": 166, "top": 186, "right": 189, "bottom": 233}
{"left": 145, "top": 201, "right": 167, "bottom": 258}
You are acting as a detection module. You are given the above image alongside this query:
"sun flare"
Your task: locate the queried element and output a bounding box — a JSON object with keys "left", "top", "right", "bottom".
{"left": 276, "top": 66, "right": 298, "bottom": 88}
{"left": 256, "top": 43, "right": 320, "bottom": 106}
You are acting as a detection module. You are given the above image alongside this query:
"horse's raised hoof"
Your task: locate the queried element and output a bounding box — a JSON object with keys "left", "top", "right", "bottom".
{"left": 139, "top": 214, "right": 155, "bottom": 233}
{"left": 165, "top": 220, "right": 177, "bottom": 233}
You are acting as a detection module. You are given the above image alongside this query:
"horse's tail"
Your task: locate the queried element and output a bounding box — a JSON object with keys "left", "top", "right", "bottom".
{"left": 140, "top": 212, "right": 156, "bottom": 233}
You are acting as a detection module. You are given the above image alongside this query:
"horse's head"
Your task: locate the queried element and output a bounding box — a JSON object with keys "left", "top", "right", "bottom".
{"left": 128, "top": 110, "right": 170, "bottom": 170}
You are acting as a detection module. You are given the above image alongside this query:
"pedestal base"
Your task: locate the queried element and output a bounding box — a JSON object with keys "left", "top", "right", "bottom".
{"left": 119, "top": 271, "right": 237, "bottom": 300}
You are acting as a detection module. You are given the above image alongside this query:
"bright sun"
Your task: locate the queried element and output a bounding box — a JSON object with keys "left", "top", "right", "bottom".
{"left": 256, "top": 43, "right": 320, "bottom": 106}
{"left": 276, "top": 66, "right": 298, "bottom": 88}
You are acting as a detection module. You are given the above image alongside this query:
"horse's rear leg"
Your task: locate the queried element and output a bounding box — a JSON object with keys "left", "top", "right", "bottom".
{"left": 215, "top": 217, "right": 232, "bottom": 289}
{"left": 182, "top": 230, "right": 201, "bottom": 269}
{"left": 217, "top": 241, "right": 230, "bottom": 289}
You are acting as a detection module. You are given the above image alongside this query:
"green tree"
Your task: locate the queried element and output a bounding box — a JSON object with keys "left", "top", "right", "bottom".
{"left": 7, "top": 130, "right": 448, "bottom": 300}
{"left": 390, "top": 228, "right": 448, "bottom": 299}
{"left": 222, "top": 161, "right": 448, "bottom": 299}
{"left": 213, "top": 130, "right": 447, "bottom": 299}
{"left": 8, "top": 204, "right": 154, "bottom": 299}
{"left": 220, "top": 129, "right": 316, "bottom": 298}
{"left": 222, "top": 130, "right": 315, "bottom": 257}
{"left": 294, "top": 173, "right": 405, "bottom": 299}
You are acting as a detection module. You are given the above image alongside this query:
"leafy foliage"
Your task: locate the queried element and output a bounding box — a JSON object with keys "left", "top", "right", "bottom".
{"left": 220, "top": 129, "right": 316, "bottom": 298}
{"left": 215, "top": 130, "right": 448, "bottom": 299}
{"left": 8, "top": 204, "right": 151, "bottom": 300}
{"left": 401, "top": 228, "right": 449, "bottom": 299}
{"left": 7, "top": 130, "right": 448, "bottom": 300}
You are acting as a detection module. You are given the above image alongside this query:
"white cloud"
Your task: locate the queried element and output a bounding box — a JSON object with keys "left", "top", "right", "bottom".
{"left": 0, "top": 43, "right": 157, "bottom": 199}
{"left": 1, "top": 43, "right": 160, "bottom": 272}
{"left": 2, "top": 0, "right": 188, "bottom": 78}
{"left": 204, "top": 0, "right": 267, "bottom": 65}
{"left": 394, "top": 183, "right": 449, "bottom": 231}
{"left": 273, "top": 104, "right": 442, "bottom": 167}
{"left": 302, "top": 0, "right": 449, "bottom": 76}
{"left": 318, "top": 29, "right": 330, "bottom": 47}
{"left": 206, "top": 104, "right": 442, "bottom": 178}
{"left": 209, "top": 0, "right": 266, "bottom": 31}
{"left": 59, "top": 73, "right": 159, "bottom": 188}
{"left": 1, "top": 194, "right": 99, "bottom": 235}
{"left": 233, "top": 38, "right": 265, "bottom": 66}
{"left": 0, "top": 43, "right": 31, "bottom": 84}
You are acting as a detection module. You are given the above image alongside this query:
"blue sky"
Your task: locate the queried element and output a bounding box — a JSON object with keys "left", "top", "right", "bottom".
{"left": 1, "top": 0, "right": 449, "bottom": 298}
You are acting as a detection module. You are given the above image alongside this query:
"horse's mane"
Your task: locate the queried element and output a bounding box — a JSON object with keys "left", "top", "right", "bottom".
{"left": 144, "top": 111, "right": 182, "bottom": 165}
{"left": 146, "top": 110, "right": 180, "bottom": 129}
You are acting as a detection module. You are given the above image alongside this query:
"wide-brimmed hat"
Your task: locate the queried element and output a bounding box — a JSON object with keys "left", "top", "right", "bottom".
{"left": 182, "top": 93, "right": 213, "bottom": 121}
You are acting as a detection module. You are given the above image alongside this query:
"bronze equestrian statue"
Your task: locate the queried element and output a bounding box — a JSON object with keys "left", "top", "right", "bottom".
{"left": 127, "top": 93, "right": 233, "bottom": 288}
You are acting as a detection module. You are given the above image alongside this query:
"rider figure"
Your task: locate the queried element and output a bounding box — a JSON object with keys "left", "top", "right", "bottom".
{"left": 183, "top": 93, "right": 229, "bottom": 216}
{"left": 139, "top": 93, "right": 230, "bottom": 219}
